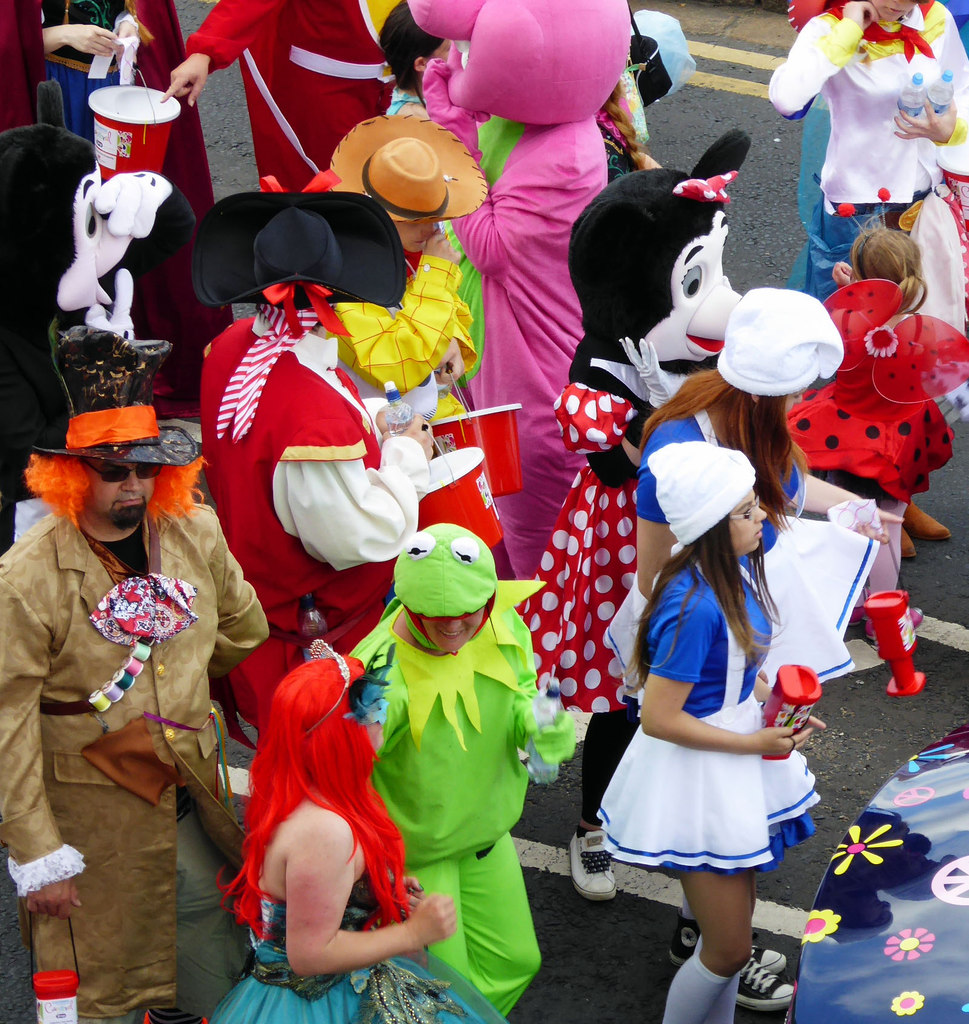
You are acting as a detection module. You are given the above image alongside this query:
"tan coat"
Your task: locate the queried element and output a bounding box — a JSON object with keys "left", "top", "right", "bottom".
{"left": 0, "top": 505, "right": 268, "bottom": 1018}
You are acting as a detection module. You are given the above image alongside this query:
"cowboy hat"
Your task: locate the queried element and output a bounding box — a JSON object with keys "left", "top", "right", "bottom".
{"left": 331, "top": 115, "right": 487, "bottom": 222}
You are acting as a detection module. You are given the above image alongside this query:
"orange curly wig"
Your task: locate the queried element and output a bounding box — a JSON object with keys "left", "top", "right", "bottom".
{"left": 24, "top": 455, "right": 205, "bottom": 527}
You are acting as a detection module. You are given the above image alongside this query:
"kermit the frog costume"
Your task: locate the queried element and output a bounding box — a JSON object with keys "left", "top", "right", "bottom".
{"left": 352, "top": 523, "right": 575, "bottom": 1014}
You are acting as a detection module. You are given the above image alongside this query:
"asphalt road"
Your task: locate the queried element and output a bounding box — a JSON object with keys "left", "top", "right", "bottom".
{"left": 4, "top": 3, "right": 969, "bottom": 1022}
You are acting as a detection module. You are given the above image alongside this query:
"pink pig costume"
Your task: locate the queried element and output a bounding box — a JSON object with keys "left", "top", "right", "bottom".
{"left": 411, "top": 0, "right": 630, "bottom": 576}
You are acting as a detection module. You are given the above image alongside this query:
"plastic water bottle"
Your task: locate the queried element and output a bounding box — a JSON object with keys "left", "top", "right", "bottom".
{"left": 382, "top": 381, "right": 414, "bottom": 436}
{"left": 298, "top": 593, "right": 327, "bottom": 642}
{"left": 928, "top": 69, "right": 955, "bottom": 115}
{"left": 898, "top": 72, "right": 926, "bottom": 118}
{"left": 525, "top": 682, "right": 562, "bottom": 784}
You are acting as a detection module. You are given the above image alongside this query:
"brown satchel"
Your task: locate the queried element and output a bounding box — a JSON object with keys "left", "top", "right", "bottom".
{"left": 81, "top": 717, "right": 183, "bottom": 805}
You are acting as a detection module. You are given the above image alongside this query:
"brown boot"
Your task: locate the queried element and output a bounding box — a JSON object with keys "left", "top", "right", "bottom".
{"left": 900, "top": 527, "right": 916, "bottom": 559}
{"left": 903, "top": 502, "right": 951, "bottom": 541}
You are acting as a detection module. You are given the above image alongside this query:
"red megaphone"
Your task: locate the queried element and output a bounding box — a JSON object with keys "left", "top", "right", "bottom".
{"left": 863, "top": 590, "right": 926, "bottom": 697}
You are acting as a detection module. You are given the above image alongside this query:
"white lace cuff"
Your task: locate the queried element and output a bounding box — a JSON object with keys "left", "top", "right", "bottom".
{"left": 114, "top": 11, "right": 138, "bottom": 31}
{"left": 7, "top": 845, "right": 85, "bottom": 898}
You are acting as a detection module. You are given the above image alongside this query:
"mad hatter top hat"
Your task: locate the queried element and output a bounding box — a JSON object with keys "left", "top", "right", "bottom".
{"left": 192, "top": 184, "right": 406, "bottom": 310}
{"left": 36, "top": 326, "right": 198, "bottom": 464}
{"left": 330, "top": 116, "right": 487, "bottom": 222}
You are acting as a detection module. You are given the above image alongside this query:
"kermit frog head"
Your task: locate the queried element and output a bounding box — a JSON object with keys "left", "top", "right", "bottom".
{"left": 395, "top": 523, "right": 497, "bottom": 653}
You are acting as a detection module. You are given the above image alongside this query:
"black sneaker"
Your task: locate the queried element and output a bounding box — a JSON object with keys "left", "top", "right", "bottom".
{"left": 669, "top": 916, "right": 788, "bottom": 976}
{"left": 736, "top": 958, "right": 794, "bottom": 1012}
{"left": 750, "top": 944, "right": 786, "bottom": 975}
{"left": 668, "top": 914, "right": 700, "bottom": 966}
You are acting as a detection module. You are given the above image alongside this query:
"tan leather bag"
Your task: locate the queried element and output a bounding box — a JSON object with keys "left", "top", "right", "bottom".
{"left": 81, "top": 717, "right": 183, "bottom": 805}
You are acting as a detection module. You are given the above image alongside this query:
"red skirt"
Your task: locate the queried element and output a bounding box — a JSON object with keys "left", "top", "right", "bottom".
{"left": 789, "top": 386, "right": 953, "bottom": 503}
{"left": 524, "top": 468, "right": 638, "bottom": 713}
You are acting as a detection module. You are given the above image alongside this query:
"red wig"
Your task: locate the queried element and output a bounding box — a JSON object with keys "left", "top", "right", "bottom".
{"left": 24, "top": 454, "right": 205, "bottom": 527}
{"left": 223, "top": 658, "right": 408, "bottom": 936}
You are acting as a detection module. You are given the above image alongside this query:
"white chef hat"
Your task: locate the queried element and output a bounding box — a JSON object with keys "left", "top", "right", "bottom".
{"left": 718, "top": 288, "right": 843, "bottom": 396}
{"left": 648, "top": 441, "right": 756, "bottom": 546}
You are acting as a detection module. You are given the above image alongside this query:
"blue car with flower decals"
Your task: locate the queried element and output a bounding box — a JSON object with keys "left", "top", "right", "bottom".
{"left": 789, "top": 721, "right": 969, "bottom": 1022}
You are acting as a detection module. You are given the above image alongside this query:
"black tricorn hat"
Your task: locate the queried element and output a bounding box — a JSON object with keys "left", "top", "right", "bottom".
{"left": 36, "top": 326, "right": 199, "bottom": 465}
{"left": 192, "top": 189, "right": 406, "bottom": 309}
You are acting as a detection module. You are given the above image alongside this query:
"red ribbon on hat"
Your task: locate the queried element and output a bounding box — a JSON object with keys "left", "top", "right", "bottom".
{"left": 262, "top": 280, "right": 348, "bottom": 338}
{"left": 672, "top": 170, "right": 738, "bottom": 204}
{"left": 259, "top": 170, "right": 343, "bottom": 194}
{"left": 257, "top": 169, "right": 349, "bottom": 338}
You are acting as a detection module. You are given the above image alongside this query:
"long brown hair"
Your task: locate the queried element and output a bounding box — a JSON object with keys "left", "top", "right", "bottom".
{"left": 634, "top": 515, "right": 774, "bottom": 685}
{"left": 641, "top": 370, "right": 807, "bottom": 533}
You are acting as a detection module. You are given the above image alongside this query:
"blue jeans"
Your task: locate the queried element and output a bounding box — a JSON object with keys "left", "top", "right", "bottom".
{"left": 804, "top": 194, "right": 926, "bottom": 302}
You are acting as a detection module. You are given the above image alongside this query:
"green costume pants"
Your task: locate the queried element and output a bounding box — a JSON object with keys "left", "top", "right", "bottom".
{"left": 413, "top": 831, "right": 540, "bottom": 1016}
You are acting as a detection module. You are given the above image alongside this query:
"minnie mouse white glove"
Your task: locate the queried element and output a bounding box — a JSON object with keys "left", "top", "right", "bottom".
{"left": 619, "top": 336, "right": 685, "bottom": 407}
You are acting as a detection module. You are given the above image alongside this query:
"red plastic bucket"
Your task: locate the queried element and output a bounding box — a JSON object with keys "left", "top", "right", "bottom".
{"left": 88, "top": 86, "right": 180, "bottom": 179}
{"left": 938, "top": 143, "right": 969, "bottom": 230}
{"left": 430, "top": 403, "right": 523, "bottom": 496}
{"left": 419, "top": 448, "right": 502, "bottom": 547}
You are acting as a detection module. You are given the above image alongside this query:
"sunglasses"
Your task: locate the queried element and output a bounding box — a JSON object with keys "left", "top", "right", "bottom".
{"left": 82, "top": 459, "right": 163, "bottom": 483}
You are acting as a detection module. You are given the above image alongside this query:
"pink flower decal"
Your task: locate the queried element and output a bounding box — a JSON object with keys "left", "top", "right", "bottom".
{"left": 891, "top": 991, "right": 924, "bottom": 1016}
{"left": 802, "top": 909, "right": 841, "bottom": 944}
{"left": 884, "top": 927, "right": 935, "bottom": 961}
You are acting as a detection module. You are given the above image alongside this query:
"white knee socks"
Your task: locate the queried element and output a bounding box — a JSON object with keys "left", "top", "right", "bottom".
{"left": 662, "top": 939, "right": 740, "bottom": 1024}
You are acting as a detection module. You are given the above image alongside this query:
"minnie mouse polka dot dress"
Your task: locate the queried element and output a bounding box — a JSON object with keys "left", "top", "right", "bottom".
{"left": 523, "top": 382, "right": 639, "bottom": 713}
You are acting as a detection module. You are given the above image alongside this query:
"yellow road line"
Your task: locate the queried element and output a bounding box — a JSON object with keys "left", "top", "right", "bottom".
{"left": 686, "top": 71, "right": 770, "bottom": 99}
{"left": 688, "top": 40, "right": 786, "bottom": 71}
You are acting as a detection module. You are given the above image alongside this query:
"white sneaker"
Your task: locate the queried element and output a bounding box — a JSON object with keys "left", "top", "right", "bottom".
{"left": 569, "top": 830, "right": 617, "bottom": 901}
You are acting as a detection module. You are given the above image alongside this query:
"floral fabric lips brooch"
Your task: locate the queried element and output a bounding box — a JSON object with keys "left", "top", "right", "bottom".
{"left": 823, "top": 280, "right": 969, "bottom": 421}
{"left": 90, "top": 574, "right": 199, "bottom": 646}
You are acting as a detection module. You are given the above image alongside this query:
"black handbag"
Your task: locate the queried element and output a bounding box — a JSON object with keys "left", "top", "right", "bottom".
{"left": 628, "top": 8, "right": 673, "bottom": 107}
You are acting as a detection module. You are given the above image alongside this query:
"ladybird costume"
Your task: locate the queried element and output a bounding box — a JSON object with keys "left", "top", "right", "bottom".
{"left": 789, "top": 279, "right": 969, "bottom": 503}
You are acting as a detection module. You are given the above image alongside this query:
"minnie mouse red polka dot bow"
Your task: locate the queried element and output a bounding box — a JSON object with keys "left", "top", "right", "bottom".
{"left": 672, "top": 170, "right": 738, "bottom": 204}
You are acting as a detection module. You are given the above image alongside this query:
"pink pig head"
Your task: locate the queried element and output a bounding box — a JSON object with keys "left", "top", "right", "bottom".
{"left": 408, "top": 0, "right": 630, "bottom": 125}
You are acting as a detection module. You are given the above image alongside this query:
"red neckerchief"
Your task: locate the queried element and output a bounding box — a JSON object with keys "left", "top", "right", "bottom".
{"left": 828, "top": 2, "right": 936, "bottom": 61}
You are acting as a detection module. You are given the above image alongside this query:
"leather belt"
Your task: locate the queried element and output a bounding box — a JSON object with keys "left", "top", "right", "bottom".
{"left": 40, "top": 699, "right": 97, "bottom": 716}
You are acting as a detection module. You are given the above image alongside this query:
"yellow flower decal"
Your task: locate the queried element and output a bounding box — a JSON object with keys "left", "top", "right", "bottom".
{"left": 802, "top": 908, "right": 841, "bottom": 944}
{"left": 891, "top": 991, "right": 924, "bottom": 1016}
{"left": 830, "top": 824, "right": 904, "bottom": 876}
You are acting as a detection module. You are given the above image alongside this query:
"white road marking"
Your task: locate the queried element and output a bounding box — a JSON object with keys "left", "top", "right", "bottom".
{"left": 514, "top": 837, "right": 809, "bottom": 941}
{"left": 222, "top": 619, "right": 956, "bottom": 945}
